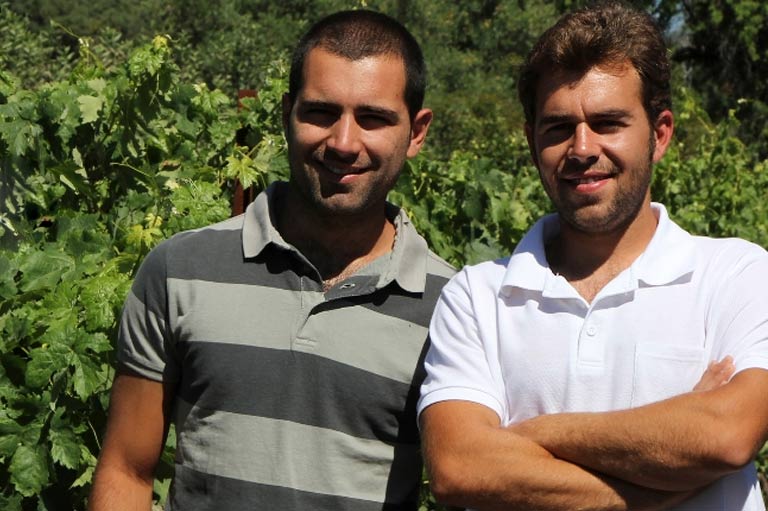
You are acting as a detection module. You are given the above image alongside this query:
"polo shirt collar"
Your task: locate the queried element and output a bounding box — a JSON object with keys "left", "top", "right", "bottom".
{"left": 383, "top": 204, "right": 430, "bottom": 294}
{"left": 500, "top": 202, "right": 696, "bottom": 297}
{"left": 241, "top": 182, "right": 429, "bottom": 294}
{"left": 241, "top": 182, "right": 286, "bottom": 258}
{"left": 633, "top": 203, "right": 697, "bottom": 285}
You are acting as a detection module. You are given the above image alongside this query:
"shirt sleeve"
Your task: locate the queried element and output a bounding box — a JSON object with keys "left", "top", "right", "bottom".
{"left": 708, "top": 240, "right": 768, "bottom": 374}
{"left": 117, "top": 239, "right": 180, "bottom": 383}
{"left": 417, "top": 266, "right": 507, "bottom": 422}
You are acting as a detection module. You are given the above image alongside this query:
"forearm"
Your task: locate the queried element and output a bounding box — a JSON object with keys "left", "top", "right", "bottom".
{"left": 431, "top": 437, "right": 690, "bottom": 511}
{"left": 422, "top": 402, "right": 692, "bottom": 511}
{"left": 88, "top": 462, "right": 155, "bottom": 511}
{"left": 510, "top": 408, "right": 720, "bottom": 492}
{"left": 512, "top": 371, "right": 768, "bottom": 491}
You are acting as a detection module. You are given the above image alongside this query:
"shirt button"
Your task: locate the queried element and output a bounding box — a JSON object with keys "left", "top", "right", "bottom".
{"left": 586, "top": 325, "right": 597, "bottom": 336}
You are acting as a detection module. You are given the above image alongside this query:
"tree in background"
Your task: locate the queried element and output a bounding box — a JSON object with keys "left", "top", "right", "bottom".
{"left": 668, "top": 0, "right": 768, "bottom": 156}
{"left": 7, "top": 0, "right": 168, "bottom": 39}
{"left": 7, "top": 0, "right": 767, "bottom": 157}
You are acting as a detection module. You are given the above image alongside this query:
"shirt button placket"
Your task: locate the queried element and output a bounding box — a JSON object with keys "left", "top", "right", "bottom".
{"left": 578, "top": 314, "right": 604, "bottom": 366}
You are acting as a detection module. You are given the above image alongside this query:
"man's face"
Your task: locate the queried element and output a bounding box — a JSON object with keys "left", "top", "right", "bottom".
{"left": 283, "top": 48, "right": 431, "bottom": 219}
{"left": 526, "top": 64, "right": 673, "bottom": 235}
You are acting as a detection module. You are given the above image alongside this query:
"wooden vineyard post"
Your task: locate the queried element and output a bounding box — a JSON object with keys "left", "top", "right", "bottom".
{"left": 231, "top": 89, "right": 258, "bottom": 216}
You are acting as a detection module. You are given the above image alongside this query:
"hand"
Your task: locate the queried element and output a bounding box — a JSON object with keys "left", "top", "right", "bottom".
{"left": 692, "top": 356, "right": 735, "bottom": 392}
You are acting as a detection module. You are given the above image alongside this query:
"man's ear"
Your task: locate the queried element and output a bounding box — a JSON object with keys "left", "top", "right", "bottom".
{"left": 406, "top": 108, "right": 433, "bottom": 158}
{"left": 524, "top": 123, "right": 539, "bottom": 168}
{"left": 282, "top": 93, "right": 293, "bottom": 135}
{"left": 651, "top": 109, "right": 674, "bottom": 164}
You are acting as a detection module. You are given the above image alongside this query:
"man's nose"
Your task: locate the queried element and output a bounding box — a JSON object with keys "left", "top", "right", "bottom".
{"left": 567, "top": 123, "right": 599, "bottom": 165}
{"left": 326, "top": 115, "right": 362, "bottom": 158}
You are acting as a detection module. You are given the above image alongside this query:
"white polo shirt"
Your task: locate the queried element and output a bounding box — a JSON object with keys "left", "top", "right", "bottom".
{"left": 419, "top": 203, "right": 768, "bottom": 511}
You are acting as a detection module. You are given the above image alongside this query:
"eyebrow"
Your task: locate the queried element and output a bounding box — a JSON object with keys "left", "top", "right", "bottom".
{"left": 358, "top": 105, "right": 401, "bottom": 122}
{"left": 590, "top": 109, "right": 634, "bottom": 121}
{"left": 537, "top": 109, "right": 633, "bottom": 126}
{"left": 296, "top": 99, "right": 339, "bottom": 112}
{"left": 537, "top": 113, "right": 574, "bottom": 127}
{"left": 298, "top": 100, "right": 401, "bottom": 122}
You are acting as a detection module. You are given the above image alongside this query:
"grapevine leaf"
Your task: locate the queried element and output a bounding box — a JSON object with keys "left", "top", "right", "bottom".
{"left": 81, "top": 275, "right": 122, "bottom": 330}
{"left": 9, "top": 444, "right": 49, "bottom": 497}
{"left": 18, "top": 248, "right": 75, "bottom": 293}
{"left": 72, "top": 354, "right": 105, "bottom": 400}
{"left": 0, "top": 120, "right": 43, "bottom": 157}
{"left": 71, "top": 444, "right": 98, "bottom": 488}
{"left": 0, "top": 254, "right": 17, "bottom": 299}
{"left": 50, "top": 428, "right": 81, "bottom": 470}
{"left": 0, "top": 494, "right": 22, "bottom": 511}
{"left": 77, "top": 94, "right": 104, "bottom": 124}
{"left": 51, "top": 160, "right": 90, "bottom": 195}
{"left": 0, "top": 416, "right": 22, "bottom": 457}
{"left": 86, "top": 78, "right": 107, "bottom": 94}
{"left": 25, "top": 347, "right": 65, "bottom": 389}
{"left": 0, "top": 360, "right": 20, "bottom": 399}
{"left": 74, "top": 331, "right": 112, "bottom": 356}
{"left": 71, "top": 465, "right": 95, "bottom": 489}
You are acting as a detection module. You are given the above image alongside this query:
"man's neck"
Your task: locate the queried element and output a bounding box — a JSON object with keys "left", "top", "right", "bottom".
{"left": 276, "top": 188, "right": 396, "bottom": 288}
{"left": 546, "top": 205, "right": 658, "bottom": 303}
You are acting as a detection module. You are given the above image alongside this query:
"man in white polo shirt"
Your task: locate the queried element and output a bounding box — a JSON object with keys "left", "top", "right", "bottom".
{"left": 418, "top": 2, "right": 768, "bottom": 510}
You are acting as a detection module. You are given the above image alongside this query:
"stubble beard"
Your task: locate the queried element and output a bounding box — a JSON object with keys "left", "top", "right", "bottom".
{"left": 554, "top": 138, "right": 655, "bottom": 236}
{"left": 288, "top": 158, "right": 395, "bottom": 222}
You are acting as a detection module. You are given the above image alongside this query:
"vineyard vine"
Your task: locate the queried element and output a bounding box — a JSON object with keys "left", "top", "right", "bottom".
{"left": 1, "top": 22, "right": 766, "bottom": 511}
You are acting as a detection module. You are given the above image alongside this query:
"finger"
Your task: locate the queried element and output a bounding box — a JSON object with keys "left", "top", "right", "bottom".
{"left": 693, "top": 357, "right": 735, "bottom": 392}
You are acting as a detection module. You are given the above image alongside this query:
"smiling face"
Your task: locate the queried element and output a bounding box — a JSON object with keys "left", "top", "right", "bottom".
{"left": 526, "top": 63, "right": 673, "bottom": 235}
{"left": 283, "top": 48, "right": 431, "bottom": 220}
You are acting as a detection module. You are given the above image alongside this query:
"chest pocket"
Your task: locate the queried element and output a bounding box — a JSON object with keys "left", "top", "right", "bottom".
{"left": 631, "top": 342, "right": 707, "bottom": 408}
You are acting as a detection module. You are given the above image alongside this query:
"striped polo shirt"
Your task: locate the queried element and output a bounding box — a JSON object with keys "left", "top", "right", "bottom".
{"left": 117, "top": 182, "right": 455, "bottom": 510}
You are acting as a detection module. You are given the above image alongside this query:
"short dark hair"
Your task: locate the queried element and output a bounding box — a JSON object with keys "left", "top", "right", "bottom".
{"left": 518, "top": 1, "right": 671, "bottom": 125}
{"left": 288, "top": 9, "right": 427, "bottom": 120}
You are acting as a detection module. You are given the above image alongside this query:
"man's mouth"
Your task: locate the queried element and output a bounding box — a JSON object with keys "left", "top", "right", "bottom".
{"left": 320, "top": 161, "right": 368, "bottom": 176}
{"left": 324, "top": 165, "right": 358, "bottom": 175}
{"left": 566, "top": 176, "right": 609, "bottom": 185}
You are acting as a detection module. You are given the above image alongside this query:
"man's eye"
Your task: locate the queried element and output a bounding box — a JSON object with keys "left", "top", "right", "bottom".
{"left": 300, "top": 108, "right": 335, "bottom": 125}
{"left": 547, "top": 124, "right": 569, "bottom": 132}
{"left": 593, "top": 120, "right": 625, "bottom": 133}
{"left": 542, "top": 123, "right": 571, "bottom": 136}
{"left": 358, "top": 114, "right": 390, "bottom": 130}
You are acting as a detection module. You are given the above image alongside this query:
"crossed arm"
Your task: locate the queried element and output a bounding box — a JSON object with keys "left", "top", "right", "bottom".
{"left": 509, "top": 365, "right": 768, "bottom": 493}
{"left": 420, "top": 359, "right": 768, "bottom": 511}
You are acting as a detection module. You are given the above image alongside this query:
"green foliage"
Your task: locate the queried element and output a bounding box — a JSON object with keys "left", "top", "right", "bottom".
{"left": 7, "top": 0, "right": 168, "bottom": 39}
{"left": 1, "top": 1, "right": 767, "bottom": 509}
{"left": 0, "top": 2, "right": 77, "bottom": 88}
{"left": 666, "top": 0, "right": 768, "bottom": 156}
{"left": 653, "top": 87, "right": 768, "bottom": 247}
{"left": 758, "top": 443, "right": 768, "bottom": 500}
{"left": 0, "top": 34, "right": 286, "bottom": 510}
{"left": 392, "top": 140, "right": 549, "bottom": 267}
{"left": 167, "top": 4, "right": 306, "bottom": 96}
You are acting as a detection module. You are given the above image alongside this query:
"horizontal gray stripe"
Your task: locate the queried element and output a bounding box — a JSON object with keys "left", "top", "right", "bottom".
{"left": 175, "top": 342, "right": 424, "bottom": 443}
{"left": 172, "top": 406, "right": 421, "bottom": 508}
{"left": 118, "top": 290, "right": 168, "bottom": 377}
{"left": 167, "top": 279, "right": 429, "bottom": 383}
{"left": 169, "top": 465, "right": 419, "bottom": 510}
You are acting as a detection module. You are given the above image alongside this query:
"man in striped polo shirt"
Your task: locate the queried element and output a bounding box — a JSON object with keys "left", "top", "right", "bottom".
{"left": 89, "top": 10, "right": 454, "bottom": 511}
